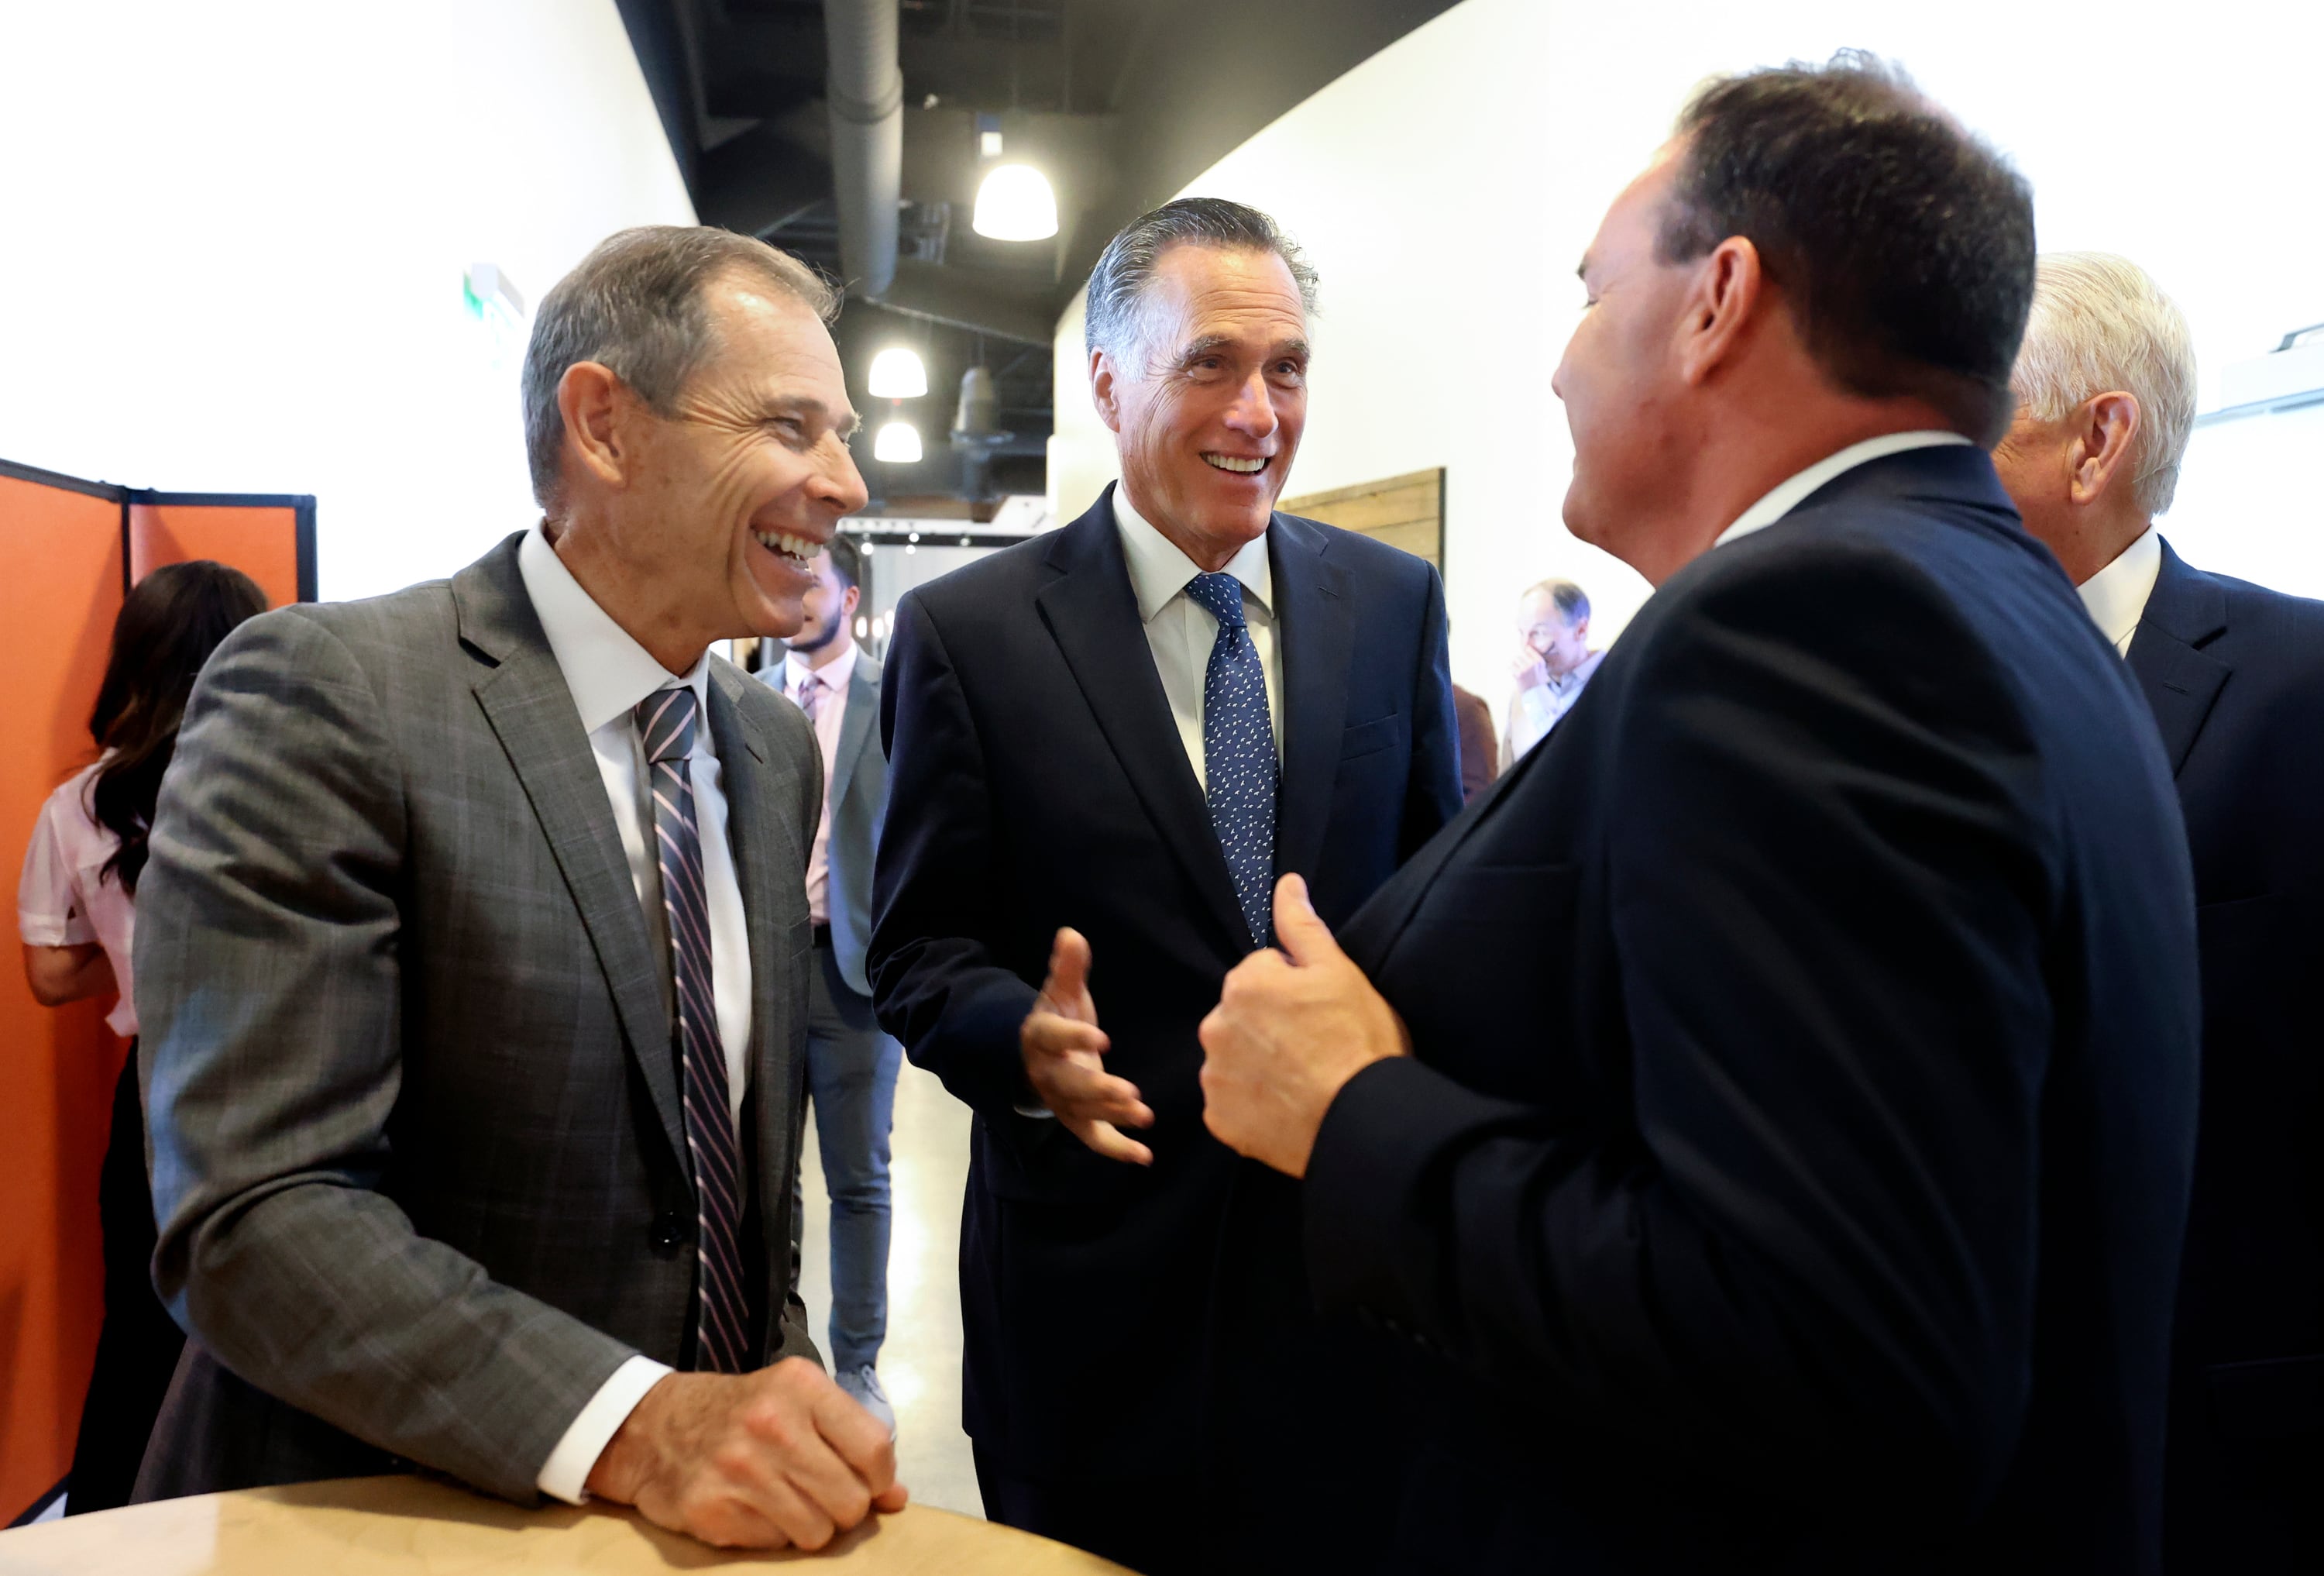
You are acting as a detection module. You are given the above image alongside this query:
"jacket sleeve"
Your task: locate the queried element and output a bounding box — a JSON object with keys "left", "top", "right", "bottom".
{"left": 1403, "top": 563, "right": 1466, "bottom": 851}
{"left": 867, "top": 590, "right": 1040, "bottom": 1122}
{"left": 137, "top": 609, "right": 636, "bottom": 1504}
{"left": 1304, "top": 545, "right": 2061, "bottom": 1509}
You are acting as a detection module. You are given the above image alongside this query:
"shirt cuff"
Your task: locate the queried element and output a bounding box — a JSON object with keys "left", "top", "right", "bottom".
{"left": 535, "top": 1354, "right": 672, "bottom": 1505}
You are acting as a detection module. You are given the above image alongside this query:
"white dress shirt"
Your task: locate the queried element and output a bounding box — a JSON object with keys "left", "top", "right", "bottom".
{"left": 1113, "top": 485, "right": 1284, "bottom": 786}
{"left": 783, "top": 638, "right": 856, "bottom": 926}
{"left": 516, "top": 524, "right": 755, "bottom": 1503}
{"left": 2075, "top": 524, "right": 2162, "bottom": 656}
{"left": 1504, "top": 648, "right": 1606, "bottom": 767}
{"left": 1713, "top": 431, "right": 1974, "bottom": 549}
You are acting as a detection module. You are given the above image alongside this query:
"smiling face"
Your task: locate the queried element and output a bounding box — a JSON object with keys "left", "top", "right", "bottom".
{"left": 1092, "top": 244, "right": 1310, "bottom": 569}
{"left": 610, "top": 274, "right": 868, "bottom": 649}
{"left": 1551, "top": 147, "right": 1702, "bottom": 569}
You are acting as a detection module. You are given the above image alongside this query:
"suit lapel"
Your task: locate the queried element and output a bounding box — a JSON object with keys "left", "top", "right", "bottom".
{"left": 456, "top": 543, "right": 687, "bottom": 1168}
{"left": 1269, "top": 514, "right": 1354, "bottom": 887}
{"left": 2127, "top": 539, "right": 2232, "bottom": 776}
{"left": 1036, "top": 492, "right": 1250, "bottom": 953}
{"left": 705, "top": 664, "right": 804, "bottom": 1324}
{"left": 828, "top": 650, "right": 880, "bottom": 810}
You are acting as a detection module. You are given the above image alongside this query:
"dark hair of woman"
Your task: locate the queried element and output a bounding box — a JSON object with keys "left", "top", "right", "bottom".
{"left": 87, "top": 559, "right": 269, "bottom": 895}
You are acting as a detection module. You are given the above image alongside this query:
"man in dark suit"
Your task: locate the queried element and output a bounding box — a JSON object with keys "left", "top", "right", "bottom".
{"left": 1992, "top": 251, "right": 2324, "bottom": 1574}
{"left": 869, "top": 197, "right": 1462, "bottom": 1574}
{"left": 134, "top": 228, "right": 902, "bottom": 1550}
{"left": 1198, "top": 57, "right": 2200, "bottom": 1574}
{"left": 764, "top": 534, "right": 901, "bottom": 1433}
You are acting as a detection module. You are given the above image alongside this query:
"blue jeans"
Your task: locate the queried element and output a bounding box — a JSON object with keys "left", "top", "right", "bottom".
{"left": 798, "top": 944, "right": 901, "bottom": 1373}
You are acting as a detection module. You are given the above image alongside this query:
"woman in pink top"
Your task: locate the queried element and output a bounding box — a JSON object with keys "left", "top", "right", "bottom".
{"left": 17, "top": 560, "right": 265, "bottom": 1513}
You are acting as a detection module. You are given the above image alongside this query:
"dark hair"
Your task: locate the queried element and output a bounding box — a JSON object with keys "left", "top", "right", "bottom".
{"left": 1084, "top": 197, "right": 1319, "bottom": 363}
{"left": 522, "top": 225, "right": 839, "bottom": 511}
{"left": 87, "top": 561, "right": 269, "bottom": 895}
{"left": 1658, "top": 51, "right": 2036, "bottom": 445}
{"left": 824, "top": 532, "right": 864, "bottom": 594}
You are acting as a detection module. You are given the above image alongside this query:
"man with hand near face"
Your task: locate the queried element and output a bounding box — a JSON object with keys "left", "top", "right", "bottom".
{"left": 868, "top": 197, "right": 1461, "bottom": 1574}
{"left": 1501, "top": 576, "right": 1601, "bottom": 766}
{"left": 1198, "top": 57, "right": 2198, "bottom": 1574}
{"left": 136, "top": 228, "right": 902, "bottom": 1551}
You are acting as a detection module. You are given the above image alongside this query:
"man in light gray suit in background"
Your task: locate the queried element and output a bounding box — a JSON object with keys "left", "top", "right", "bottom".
{"left": 764, "top": 533, "right": 901, "bottom": 1435}
{"left": 134, "top": 226, "right": 904, "bottom": 1552}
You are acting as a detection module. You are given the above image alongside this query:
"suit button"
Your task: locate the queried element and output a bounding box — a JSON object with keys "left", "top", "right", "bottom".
{"left": 650, "top": 1212, "right": 686, "bottom": 1252}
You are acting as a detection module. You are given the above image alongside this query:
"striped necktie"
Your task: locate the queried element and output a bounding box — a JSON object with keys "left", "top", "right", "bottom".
{"left": 634, "top": 686, "right": 751, "bottom": 1374}
{"left": 1183, "top": 571, "right": 1277, "bottom": 947}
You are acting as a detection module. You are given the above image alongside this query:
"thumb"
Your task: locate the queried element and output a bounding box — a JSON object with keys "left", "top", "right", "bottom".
{"left": 1272, "top": 873, "right": 1343, "bottom": 968}
{"left": 1047, "top": 927, "right": 1092, "bottom": 998}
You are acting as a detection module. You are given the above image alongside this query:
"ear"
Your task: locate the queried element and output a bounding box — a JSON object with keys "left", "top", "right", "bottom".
{"left": 556, "top": 361, "right": 632, "bottom": 493}
{"left": 2070, "top": 391, "right": 2143, "bottom": 508}
{"left": 841, "top": 582, "right": 861, "bottom": 620}
{"left": 1090, "top": 347, "right": 1126, "bottom": 435}
{"left": 1676, "top": 236, "right": 1765, "bottom": 388}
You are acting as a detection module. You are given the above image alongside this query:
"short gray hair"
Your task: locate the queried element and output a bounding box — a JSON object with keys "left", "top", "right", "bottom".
{"left": 1523, "top": 578, "right": 1590, "bottom": 626}
{"left": 1083, "top": 197, "right": 1319, "bottom": 370}
{"left": 2012, "top": 253, "right": 2197, "bottom": 518}
{"left": 521, "top": 225, "right": 837, "bottom": 510}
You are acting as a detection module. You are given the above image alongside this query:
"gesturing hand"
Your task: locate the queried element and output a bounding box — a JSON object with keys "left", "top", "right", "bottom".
{"left": 586, "top": 1358, "right": 908, "bottom": 1550}
{"left": 1019, "top": 927, "right": 1154, "bottom": 1165}
{"left": 1198, "top": 873, "right": 1409, "bottom": 1178}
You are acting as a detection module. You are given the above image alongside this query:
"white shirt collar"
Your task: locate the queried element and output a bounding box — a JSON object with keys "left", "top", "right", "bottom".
{"left": 1713, "top": 431, "right": 1974, "bottom": 549}
{"left": 2076, "top": 524, "right": 2163, "bottom": 655}
{"left": 517, "top": 524, "right": 711, "bottom": 738}
{"left": 785, "top": 635, "right": 858, "bottom": 696}
{"left": 1112, "top": 483, "right": 1274, "bottom": 625}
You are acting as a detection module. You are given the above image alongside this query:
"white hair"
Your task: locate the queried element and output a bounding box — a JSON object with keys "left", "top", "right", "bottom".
{"left": 2011, "top": 252, "right": 2197, "bottom": 518}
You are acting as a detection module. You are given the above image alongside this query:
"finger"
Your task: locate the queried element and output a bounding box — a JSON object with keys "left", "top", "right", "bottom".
{"left": 752, "top": 1469, "right": 841, "bottom": 1552}
{"left": 1045, "top": 927, "right": 1092, "bottom": 1003}
{"left": 873, "top": 1481, "right": 911, "bottom": 1512}
{"left": 1040, "top": 1059, "right": 1150, "bottom": 1126}
{"left": 812, "top": 1382, "right": 901, "bottom": 1493}
{"left": 1270, "top": 873, "right": 1345, "bottom": 969}
{"left": 685, "top": 1496, "right": 791, "bottom": 1550}
{"left": 1065, "top": 1116, "right": 1154, "bottom": 1165}
{"left": 1023, "top": 1011, "right": 1111, "bottom": 1058}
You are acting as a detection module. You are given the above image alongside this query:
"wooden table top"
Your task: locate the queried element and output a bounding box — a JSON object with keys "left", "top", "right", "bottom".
{"left": 0, "top": 1475, "right": 1139, "bottom": 1574}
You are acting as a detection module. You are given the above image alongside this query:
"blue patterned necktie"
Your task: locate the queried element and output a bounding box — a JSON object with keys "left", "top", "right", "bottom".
{"left": 1183, "top": 571, "right": 1277, "bottom": 947}
{"left": 635, "top": 686, "right": 751, "bottom": 1374}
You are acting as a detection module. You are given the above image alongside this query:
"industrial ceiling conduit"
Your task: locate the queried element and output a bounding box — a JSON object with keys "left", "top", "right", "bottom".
{"left": 823, "top": 0, "right": 902, "bottom": 300}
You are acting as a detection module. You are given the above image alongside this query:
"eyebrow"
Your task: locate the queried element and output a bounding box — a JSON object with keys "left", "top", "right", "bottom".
{"left": 1170, "top": 333, "right": 1313, "bottom": 364}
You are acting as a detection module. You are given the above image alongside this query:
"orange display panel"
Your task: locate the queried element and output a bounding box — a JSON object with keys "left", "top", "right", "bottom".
{"left": 1, "top": 459, "right": 313, "bottom": 1519}
{"left": 0, "top": 466, "right": 132, "bottom": 1523}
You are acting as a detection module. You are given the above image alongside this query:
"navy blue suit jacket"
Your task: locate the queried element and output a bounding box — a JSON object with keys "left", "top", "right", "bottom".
{"left": 1295, "top": 446, "right": 2200, "bottom": 1573}
{"left": 868, "top": 487, "right": 1462, "bottom": 1475}
{"left": 2130, "top": 541, "right": 2324, "bottom": 1573}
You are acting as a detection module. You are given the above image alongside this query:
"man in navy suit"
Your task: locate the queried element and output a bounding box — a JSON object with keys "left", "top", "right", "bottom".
{"left": 1199, "top": 57, "right": 2199, "bottom": 1574}
{"left": 868, "top": 198, "right": 1461, "bottom": 1574}
{"left": 1992, "top": 252, "right": 2324, "bottom": 1574}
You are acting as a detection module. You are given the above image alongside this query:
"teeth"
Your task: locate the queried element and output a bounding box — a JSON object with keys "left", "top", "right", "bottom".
{"left": 1203, "top": 453, "right": 1267, "bottom": 473}
{"left": 753, "top": 529, "right": 820, "bottom": 563}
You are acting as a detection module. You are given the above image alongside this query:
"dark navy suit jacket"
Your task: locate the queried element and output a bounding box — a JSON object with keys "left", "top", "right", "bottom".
{"left": 868, "top": 487, "right": 1462, "bottom": 1476}
{"left": 2130, "top": 541, "right": 2324, "bottom": 1574}
{"left": 1292, "top": 446, "right": 2200, "bottom": 1574}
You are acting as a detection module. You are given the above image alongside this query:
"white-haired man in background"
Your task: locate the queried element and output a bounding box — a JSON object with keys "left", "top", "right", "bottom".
{"left": 1992, "top": 252, "right": 2324, "bottom": 1574}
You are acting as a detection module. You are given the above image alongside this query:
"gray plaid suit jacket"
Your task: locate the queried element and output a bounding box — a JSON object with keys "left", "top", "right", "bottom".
{"left": 132, "top": 532, "right": 822, "bottom": 1502}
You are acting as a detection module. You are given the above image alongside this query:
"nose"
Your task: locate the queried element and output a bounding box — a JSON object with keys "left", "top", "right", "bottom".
{"left": 816, "top": 435, "right": 871, "bottom": 518}
{"left": 1221, "top": 367, "right": 1280, "bottom": 439}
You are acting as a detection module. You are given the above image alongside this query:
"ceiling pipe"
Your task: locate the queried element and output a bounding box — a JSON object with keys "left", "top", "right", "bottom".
{"left": 822, "top": 0, "right": 902, "bottom": 299}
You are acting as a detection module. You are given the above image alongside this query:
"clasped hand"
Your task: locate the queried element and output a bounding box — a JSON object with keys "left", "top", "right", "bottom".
{"left": 1198, "top": 872, "right": 1408, "bottom": 1178}
{"left": 586, "top": 1358, "right": 906, "bottom": 1550}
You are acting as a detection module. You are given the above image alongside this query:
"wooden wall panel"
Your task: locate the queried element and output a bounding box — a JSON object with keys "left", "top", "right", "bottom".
{"left": 0, "top": 471, "right": 132, "bottom": 1520}
{"left": 1281, "top": 466, "right": 1445, "bottom": 570}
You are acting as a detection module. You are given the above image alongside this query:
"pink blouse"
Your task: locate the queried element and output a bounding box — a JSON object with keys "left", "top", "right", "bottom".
{"left": 16, "top": 762, "right": 138, "bottom": 1037}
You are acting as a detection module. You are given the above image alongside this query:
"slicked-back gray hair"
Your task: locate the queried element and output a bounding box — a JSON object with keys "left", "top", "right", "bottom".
{"left": 521, "top": 225, "right": 837, "bottom": 511}
{"left": 2012, "top": 252, "right": 2197, "bottom": 518}
{"left": 1083, "top": 197, "right": 1319, "bottom": 372}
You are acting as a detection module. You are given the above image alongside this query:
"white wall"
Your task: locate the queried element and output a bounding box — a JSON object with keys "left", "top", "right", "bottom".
{"left": 1046, "top": 0, "right": 2324, "bottom": 719}
{"left": 0, "top": 1, "right": 695, "bottom": 600}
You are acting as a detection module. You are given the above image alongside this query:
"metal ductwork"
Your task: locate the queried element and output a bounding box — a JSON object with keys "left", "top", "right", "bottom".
{"left": 822, "top": 0, "right": 902, "bottom": 300}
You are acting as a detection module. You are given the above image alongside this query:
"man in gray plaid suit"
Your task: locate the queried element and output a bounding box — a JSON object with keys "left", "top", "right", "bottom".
{"left": 132, "top": 227, "right": 903, "bottom": 1551}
